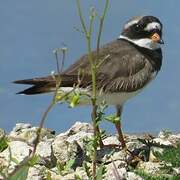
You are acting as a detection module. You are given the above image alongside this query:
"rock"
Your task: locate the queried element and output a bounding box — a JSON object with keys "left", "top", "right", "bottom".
{"left": 27, "top": 165, "right": 46, "bottom": 180}
{"left": 9, "top": 123, "right": 55, "bottom": 144}
{"left": 158, "top": 130, "right": 180, "bottom": 145}
{"left": 138, "top": 161, "right": 162, "bottom": 175}
{"left": 61, "top": 173, "right": 80, "bottom": 180}
{"left": 0, "top": 156, "right": 8, "bottom": 170}
{"left": 48, "top": 171, "right": 63, "bottom": 180}
{"left": 52, "top": 134, "right": 84, "bottom": 167}
{"left": 173, "top": 167, "right": 180, "bottom": 176}
{"left": 0, "top": 128, "right": 6, "bottom": 139}
{"left": 110, "top": 151, "right": 128, "bottom": 163}
{"left": 125, "top": 134, "right": 143, "bottom": 150}
{"left": 75, "top": 167, "right": 89, "bottom": 180}
{"left": 158, "top": 130, "right": 171, "bottom": 138}
{"left": 53, "top": 135, "right": 76, "bottom": 164}
{"left": 105, "top": 165, "right": 127, "bottom": 180}
{"left": 0, "top": 141, "right": 32, "bottom": 173}
{"left": 0, "top": 129, "right": 8, "bottom": 153}
{"left": 36, "top": 139, "right": 56, "bottom": 168}
{"left": 127, "top": 172, "right": 143, "bottom": 180}
{"left": 167, "top": 134, "right": 180, "bottom": 145}
{"left": 48, "top": 167, "right": 89, "bottom": 180}
{"left": 67, "top": 121, "right": 94, "bottom": 135}
{"left": 52, "top": 122, "right": 93, "bottom": 166}
{"left": 102, "top": 136, "right": 120, "bottom": 146}
{"left": 12, "top": 123, "right": 32, "bottom": 132}
{"left": 0, "top": 122, "right": 180, "bottom": 179}
{"left": 97, "top": 147, "right": 128, "bottom": 164}
{"left": 67, "top": 131, "right": 93, "bottom": 148}
{"left": 153, "top": 137, "right": 173, "bottom": 147}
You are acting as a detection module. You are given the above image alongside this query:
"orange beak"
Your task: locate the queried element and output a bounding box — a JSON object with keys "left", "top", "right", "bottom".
{"left": 151, "top": 33, "right": 164, "bottom": 44}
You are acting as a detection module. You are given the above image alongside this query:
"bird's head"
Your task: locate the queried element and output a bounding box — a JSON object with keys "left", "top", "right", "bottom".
{"left": 119, "top": 16, "right": 164, "bottom": 50}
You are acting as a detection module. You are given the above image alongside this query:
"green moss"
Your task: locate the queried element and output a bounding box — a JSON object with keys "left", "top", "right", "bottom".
{"left": 154, "top": 143, "right": 180, "bottom": 167}
{"left": 0, "top": 136, "right": 8, "bottom": 152}
{"left": 135, "top": 169, "right": 180, "bottom": 180}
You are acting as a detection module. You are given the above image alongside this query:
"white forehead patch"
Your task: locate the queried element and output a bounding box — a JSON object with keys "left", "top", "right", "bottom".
{"left": 124, "top": 19, "right": 139, "bottom": 29}
{"left": 144, "top": 22, "right": 161, "bottom": 31}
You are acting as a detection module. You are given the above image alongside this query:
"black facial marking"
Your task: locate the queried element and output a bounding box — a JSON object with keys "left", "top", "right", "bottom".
{"left": 121, "top": 16, "right": 162, "bottom": 40}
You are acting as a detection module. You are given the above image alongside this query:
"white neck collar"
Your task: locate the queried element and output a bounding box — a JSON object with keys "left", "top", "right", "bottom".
{"left": 119, "top": 35, "right": 161, "bottom": 50}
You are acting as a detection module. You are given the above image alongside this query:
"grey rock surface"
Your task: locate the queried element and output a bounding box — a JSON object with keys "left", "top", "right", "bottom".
{"left": 0, "top": 141, "right": 32, "bottom": 173}
{"left": 0, "top": 122, "right": 179, "bottom": 179}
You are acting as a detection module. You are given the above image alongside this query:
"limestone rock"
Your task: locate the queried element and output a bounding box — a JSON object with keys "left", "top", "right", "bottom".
{"left": 153, "top": 137, "right": 173, "bottom": 147}
{"left": 67, "top": 121, "right": 94, "bottom": 135}
{"left": 158, "top": 130, "right": 180, "bottom": 145}
{"left": 27, "top": 165, "right": 46, "bottom": 180}
{"left": 36, "top": 139, "right": 56, "bottom": 168}
{"left": 105, "top": 165, "right": 127, "bottom": 180}
{"left": 52, "top": 135, "right": 80, "bottom": 165}
{"left": 9, "top": 123, "right": 55, "bottom": 144}
{"left": 0, "top": 141, "right": 32, "bottom": 173}
{"left": 173, "top": 167, "right": 180, "bottom": 176}
{"left": 126, "top": 172, "right": 143, "bottom": 180}
{"left": 0, "top": 128, "right": 6, "bottom": 139}
{"left": 102, "top": 135, "right": 119, "bottom": 146}
{"left": 138, "top": 161, "right": 162, "bottom": 175}
{"left": 52, "top": 122, "right": 93, "bottom": 165}
{"left": 0, "top": 122, "right": 179, "bottom": 179}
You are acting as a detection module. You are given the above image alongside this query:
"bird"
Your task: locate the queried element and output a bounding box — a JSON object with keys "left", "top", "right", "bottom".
{"left": 14, "top": 15, "right": 164, "bottom": 149}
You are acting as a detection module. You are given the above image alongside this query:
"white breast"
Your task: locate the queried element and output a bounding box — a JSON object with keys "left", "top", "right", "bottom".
{"left": 57, "top": 72, "right": 157, "bottom": 106}
{"left": 57, "top": 87, "right": 142, "bottom": 106}
{"left": 97, "top": 90, "right": 142, "bottom": 105}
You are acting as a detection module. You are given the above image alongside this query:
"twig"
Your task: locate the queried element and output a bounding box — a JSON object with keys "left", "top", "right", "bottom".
{"left": 111, "top": 158, "right": 121, "bottom": 180}
{"left": 96, "top": 0, "right": 109, "bottom": 57}
{"left": 32, "top": 48, "right": 67, "bottom": 155}
{"left": 76, "top": 1, "right": 109, "bottom": 179}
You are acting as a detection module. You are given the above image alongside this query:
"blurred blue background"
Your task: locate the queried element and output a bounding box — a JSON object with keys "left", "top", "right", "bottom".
{"left": 0, "top": 0, "right": 179, "bottom": 134}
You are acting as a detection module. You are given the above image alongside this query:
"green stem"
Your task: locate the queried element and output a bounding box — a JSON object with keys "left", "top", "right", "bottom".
{"left": 76, "top": 1, "right": 97, "bottom": 179}
{"left": 76, "top": 1, "right": 109, "bottom": 179}
{"left": 96, "top": 0, "right": 109, "bottom": 56}
{"left": 76, "top": 0, "right": 88, "bottom": 35}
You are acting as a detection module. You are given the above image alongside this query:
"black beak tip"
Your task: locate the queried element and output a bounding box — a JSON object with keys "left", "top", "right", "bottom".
{"left": 159, "top": 39, "right": 164, "bottom": 44}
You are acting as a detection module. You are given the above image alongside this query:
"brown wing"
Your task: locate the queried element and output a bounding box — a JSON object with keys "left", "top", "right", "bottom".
{"left": 14, "top": 39, "right": 160, "bottom": 94}
{"left": 64, "top": 39, "right": 155, "bottom": 92}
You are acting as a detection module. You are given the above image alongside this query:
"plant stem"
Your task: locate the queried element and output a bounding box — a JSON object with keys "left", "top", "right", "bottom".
{"left": 76, "top": 1, "right": 109, "bottom": 179}
{"left": 76, "top": 1, "right": 97, "bottom": 179}
{"left": 96, "top": 0, "right": 109, "bottom": 56}
{"left": 32, "top": 48, "right": 66, "bottom": 155}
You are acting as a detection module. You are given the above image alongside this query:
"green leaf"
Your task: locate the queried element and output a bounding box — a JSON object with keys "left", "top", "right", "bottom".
{"left": 95, "top": 102, "right": 108, "bottom": 125}
{"left": 105, "top": 115, "right": 120, "bottom": 124}
{"left": 96, "top": 164, "right": 106, "bottom": 180}
{"left": 46, "top": 171, "right": 52, "bottom": 180}
{"left": 70, "top": 93, "right": 80, "bottom": 108}
{"left": 74, "top": 174, "right": 82, "bottom": 180}
{"left": 154, "top": 143, "right": 180, "bottom": 167}
{"left": 135, "top": 169, "right": 180, "bottom": 180}
{"left": 11, "top": 157, "right": 19, "bottom": 164}
{"left": 56, "top": 161, "right": 65, "bottom": 175}
{"left": 83, "top": 162, "right": 92, "bottom": 178}
{"left": 9, "top": 166, "right": 29, "bottom": 180}
{"left": 0, "top": 137, "right": 8, "bottom": 152}
{"left": 64, "top": 158, "right": 75, "bottom": 171}
{"left": 28, "top": 155, "right": 39, "bottom": 166}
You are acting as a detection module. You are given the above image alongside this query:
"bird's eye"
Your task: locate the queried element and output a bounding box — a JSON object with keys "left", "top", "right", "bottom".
{"left": 134, "top": 24, "right": 140, "bottom": 32}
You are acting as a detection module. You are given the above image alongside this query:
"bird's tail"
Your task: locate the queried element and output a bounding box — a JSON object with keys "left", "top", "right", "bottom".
{"left": 13, "top": 77, "right": 56, "bottom": 95}
{"left": 13, "top": 74, "right": 82, "bottom": 95}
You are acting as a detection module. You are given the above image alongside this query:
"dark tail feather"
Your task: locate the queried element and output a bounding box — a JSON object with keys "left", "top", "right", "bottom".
{"left": 16, "top": 83, "right": 54, "bottom": 95}
{"left": 13, "top": 77, "right": 54, "bottom": 85}
{"left": 13, "top": 76, "right": 56, "bottom": 95}
{"left": 13, "top": 74, "right": 90, "bottom": 95}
